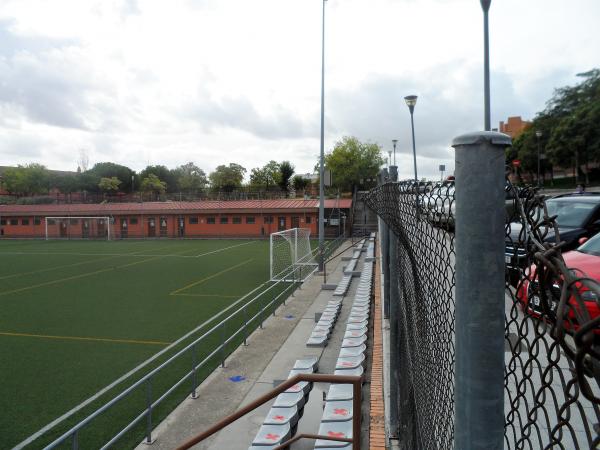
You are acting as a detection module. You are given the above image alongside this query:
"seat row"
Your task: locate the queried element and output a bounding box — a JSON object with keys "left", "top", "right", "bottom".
{"left": 249, "top": 357, "right": 319, "bottom": 449}
{"left": 315, "top": 259, "right": 374, "bottom": 449}
{"left": 306, "top": 298, "right": 343, "bottom": 347}
{"left": 333, "top": 242, "right": 365, "bottom": 297}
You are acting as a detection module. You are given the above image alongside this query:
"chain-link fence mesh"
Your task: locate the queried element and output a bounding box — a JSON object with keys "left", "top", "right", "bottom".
{"left": 366, "top": 179, "right": 600, "bottom": 449}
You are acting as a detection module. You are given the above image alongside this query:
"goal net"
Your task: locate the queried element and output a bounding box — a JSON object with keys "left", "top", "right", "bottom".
{"left": 270, "top": 228, "right": 317, "bottom": 282}
{"left": 45, "top": 217, "right": 113, "bottom": 240}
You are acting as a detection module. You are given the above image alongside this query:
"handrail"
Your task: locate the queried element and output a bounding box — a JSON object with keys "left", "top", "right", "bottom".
{"left": 42, "top": 263, "right": 305, "bottom": 449}
{"left": 174, "top": 373, "right": 363, "bottom": 450}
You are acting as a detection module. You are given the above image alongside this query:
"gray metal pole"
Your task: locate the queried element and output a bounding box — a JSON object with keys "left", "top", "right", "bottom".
{"left": 387, "top": 165, "right": 399, "bottom": 438}
{"left": 378, "top": 168, "right": 391, "bottom": 319}
{"left": 481, "top": 0, "right": 491, "bottom": 131}
{"left": 452, "top": 131, "right": 511, "bottom": 450}
{"left": 537, "top": 136, "right": 541, "bottom": 188}
{"left": 318, "top": 0, "right": 327, "bottom": 272}
{"left": 410, "top": 113, "right": 418, "bottom": 182}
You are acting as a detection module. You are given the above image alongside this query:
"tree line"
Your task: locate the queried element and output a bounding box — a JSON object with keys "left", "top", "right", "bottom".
{"left": 508, "top": 68, "right": 600, "bottom": 184}
{"left": 0, "top": 137, "right": 385, "bottom": 198}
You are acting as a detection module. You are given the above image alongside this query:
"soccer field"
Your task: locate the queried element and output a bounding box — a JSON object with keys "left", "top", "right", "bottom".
{"left": 0, "top": 238, "right": 281, "bottom": 449}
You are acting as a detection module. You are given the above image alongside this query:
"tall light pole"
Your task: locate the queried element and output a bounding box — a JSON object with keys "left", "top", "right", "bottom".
{"left": 388, "top": 151, "right": 392, "bottom": 169}
{"left": 392, "top": 139, "right": 398, "bottom": 166}
{"left": 318, "top": 0, "right": 327, "bottom": 272}
{"left": 481, "top": 0, "right": 492, "bottom": 131}
{"left": 404, "top": 95, "right": 418, "bottom": 182}
{"left": 536, "top": 130, "right": 542, "bottom": 188}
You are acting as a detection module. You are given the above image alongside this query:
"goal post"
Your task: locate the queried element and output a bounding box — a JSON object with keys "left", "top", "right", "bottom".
{"left": 270, "top": 228, "right": 317, "bottom": 282}
{"left": 45, "top": 217, "right": 113, "bottom": 240}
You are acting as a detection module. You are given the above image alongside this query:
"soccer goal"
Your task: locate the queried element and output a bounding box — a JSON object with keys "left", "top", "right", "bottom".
{"left": 45, "top": 217, "right": 113, "bottom": 240}
{"left": 270, "top": 228, "right": 318, "bottom": 282}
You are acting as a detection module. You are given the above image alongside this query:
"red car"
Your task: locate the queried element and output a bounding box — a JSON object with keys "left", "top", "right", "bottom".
{"left": 517, "top": 233, "right": 600, "bottom": 333}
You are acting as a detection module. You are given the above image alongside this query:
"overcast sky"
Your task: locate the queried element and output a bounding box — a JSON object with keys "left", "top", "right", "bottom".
{"left": 0, "top": 0, "right": 598, "bottom": 180}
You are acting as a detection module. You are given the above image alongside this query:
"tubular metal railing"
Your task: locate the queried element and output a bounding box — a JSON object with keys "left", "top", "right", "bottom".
{"left": 174, "top": 373, "right": 363, "bottom": 450}
{"left": 40, "top": 263, "right": 310, "bottom": 449}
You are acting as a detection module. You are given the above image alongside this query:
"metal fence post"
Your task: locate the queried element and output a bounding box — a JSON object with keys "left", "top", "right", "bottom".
{"left": 452, "top": 131, "right": 511, "bottom": 450}
{"left": 387, "top": 165, "right": 400, "bottom": 439}
{"left": 378, "top": 169, "right": 391, "bottom": 319}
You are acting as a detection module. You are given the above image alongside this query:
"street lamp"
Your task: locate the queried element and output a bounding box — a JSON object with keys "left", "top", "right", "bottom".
{"left": 480, "top": 0, "right": 492, "bottom": 131}
{"left": 388, "top": 150, "right": 392, "bottom": 169}
{"left": 392, "top": 139, "right": 398, "bottom": 166}
{"left": 404, "top": 95, "right": 418, "bottom": 182}
{"left": 318, "top": 0, "right": 327, "bottom": 272}
{"left": 535, "top": 130, "right": 542, "bottom": 188}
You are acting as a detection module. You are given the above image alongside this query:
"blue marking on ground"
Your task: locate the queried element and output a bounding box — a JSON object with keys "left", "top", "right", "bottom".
{"left": 229, "top": 375, "right": 246, "bottom": 382}
{"left": 284, "top": 315, "right": 295, "bottom": 320}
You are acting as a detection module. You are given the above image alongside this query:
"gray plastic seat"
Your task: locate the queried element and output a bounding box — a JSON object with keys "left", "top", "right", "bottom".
{"left": 293, "top": 357, "right": 318, "bottom": 372}
{"left": 326, "top": 383, "right": 354, "bottom": 401}
{"left": 334, "top": 366, "right": 364, "bottom": 377}
{"left": 273, "top": 391, "right": 305, "bottom": 408}
{"left": 335, "top": 354, "right": 365, "bottom": 370}
{"left": 307, "top": 335, "right": 328, "bottom": 347}
{"left": 285, "top": 380, "right": 311, "bottom": 396}
{"left": 338, "top": 344, "right": 366, "bottom": 358}
{"left": 252, "top": 423, "right": 291, "bottom": 446}
{"left": 263, "top": 405, "right": 299, "bottom": 426}
{"left": 341, "top": 335, "right": 367, "bottom": 348}
{"left": 346, "top": 321, "right": 367, "bottom": 330}
{"left": 314, "top": 421, "right": 353, "bottom": 448}
{"left": 322, "top": 400, "right": 353, "bottom": 422}
{"left": 343, "top": 329, "right": 366, "bottom": 339}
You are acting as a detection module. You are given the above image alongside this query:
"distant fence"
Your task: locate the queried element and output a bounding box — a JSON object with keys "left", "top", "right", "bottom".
{"left": 367, "top": 132, "right": 600, "bottom": 449}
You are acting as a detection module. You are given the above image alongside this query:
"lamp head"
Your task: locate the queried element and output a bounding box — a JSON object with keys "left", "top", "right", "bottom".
{"left": 535, "top": 130, "right": 543, "bottom": 138}
{"left": 480, "top": 0, "right": 491, "bottom": 12}
{"left": 392, "top": 139, "right": 398, "bottom": 147}
{"left": 404, "top": 95, "right": 418, "bottom": 113}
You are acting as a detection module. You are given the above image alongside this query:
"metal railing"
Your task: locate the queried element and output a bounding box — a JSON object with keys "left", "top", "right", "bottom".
{"left": 39, "top": 264, "right": 308, "bottom": 450}
{"left": 174, "top": 373, "right": 363, "bottom": 450}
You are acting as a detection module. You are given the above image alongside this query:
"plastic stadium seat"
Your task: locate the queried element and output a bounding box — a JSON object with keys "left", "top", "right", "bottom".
{"left": 338, "top": 344, "right": 366, "bottom": 358}
{"left": 293, "top": 357, "right": 319, "bottom": 372}
{"left": 263, "top": 405, "right": 299, "bottom": 426}
{"left": 252, "top": 423, "right": 291, "bottom": 446}
{"left": 333, "top": 366, "right": 364, "bottom": 377}
{"left": 341, "top": 335, "right": 367, "bottom": 348}
{"left": 335, "top": 355, "right": 365, "bottom": 370}
{"left": 273, "top": 391, "right": 305, "bottom": 409}
{"left": 345, "top": 321, "right": 367, "bottom": 330}
{"left": 314, "top": 420, "right": 353, "bottom": 448}
{"left": 343, "top": 329, "right": 366, "bottom": 339}
{"left": 322, "top": 400, "right": 353, "bottom": 422}
{"left": 326, "top": 384, "right": 353, "bottom": 401}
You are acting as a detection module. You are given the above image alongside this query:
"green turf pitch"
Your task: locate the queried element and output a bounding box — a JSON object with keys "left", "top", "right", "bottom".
{"left": 0, "top": 239, "right": 278, "bottom": 449}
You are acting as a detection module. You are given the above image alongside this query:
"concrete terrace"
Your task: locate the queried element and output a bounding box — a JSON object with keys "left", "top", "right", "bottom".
{"left": 137, "top": 238, "right": 381, "bottom": 450}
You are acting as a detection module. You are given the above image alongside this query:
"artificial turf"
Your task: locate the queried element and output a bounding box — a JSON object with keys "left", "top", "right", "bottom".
{"left": 0, "top": 239, "right": 284, "bottom": 449}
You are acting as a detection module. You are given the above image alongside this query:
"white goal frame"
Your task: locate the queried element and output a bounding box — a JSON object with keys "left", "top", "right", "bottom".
{"left": 45, "top": 216, "right": 113, "bottom": 240}
{"left": 270, "top": 227, "right": 317, "bottom": 282}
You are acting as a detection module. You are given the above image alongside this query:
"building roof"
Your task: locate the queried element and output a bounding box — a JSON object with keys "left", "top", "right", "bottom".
{"left": 0, "top": 198, "right": 352, "bottom": 216}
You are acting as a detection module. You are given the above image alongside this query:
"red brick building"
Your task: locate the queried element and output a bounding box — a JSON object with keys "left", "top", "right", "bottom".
{"left": 0, "top": 199, "right": 352, "bottom": 239}
{"left": 499, "top": 116, "right": 531, "bottom": 138}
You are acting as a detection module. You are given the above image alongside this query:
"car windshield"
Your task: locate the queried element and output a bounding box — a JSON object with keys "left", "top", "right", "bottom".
{"left": 545, "top": 199, "right": 596, "bottom": 228}
{"left": 578, "top": 234, "right": 600, "bottom": 256}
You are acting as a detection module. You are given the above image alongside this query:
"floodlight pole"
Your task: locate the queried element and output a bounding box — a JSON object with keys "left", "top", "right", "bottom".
{"left": 318, "top": 0, "right": 327, "bottom": 272}
{"left": 481, "top": 0, "right": 492, "bottom": 131}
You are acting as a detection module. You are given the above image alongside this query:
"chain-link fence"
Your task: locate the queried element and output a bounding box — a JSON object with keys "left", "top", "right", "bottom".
{"left": 367, "top": 169, "right": 600, "bottom": 449}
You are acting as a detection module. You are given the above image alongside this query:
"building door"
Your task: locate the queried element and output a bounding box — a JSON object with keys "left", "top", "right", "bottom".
{"left": 60, "top": 220, "right": 67, "bottom": 237}
{"left": 147, "top": 217, "right": 156, "bottom": 237}
{"left": 97, "top": 219, "right": 106, "bottom": 237}
{"left": 82, "top": 220, "right": 89, "bottom": 238}
{"left": 278, "top": 216, "right": 286, "bottom": 231}
{"left": 178, "top": 217, "right": 185, "bottom": 237}
{"left": 291, "top": 216, "right": 300, "bottom": 229}
{"left": 121, "top": 218, "right": 128, "bottom": 238}
{"left": 159, "top": 217, "right": 168, "bottom": 237}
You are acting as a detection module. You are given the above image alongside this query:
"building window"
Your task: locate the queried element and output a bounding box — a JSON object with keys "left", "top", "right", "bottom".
{"left": 10, "top": 218, "right": 18, "bottom": 225}
{"left": 232, "top": 217, "right": 242, "bottom": 224}
{"left": 22, "top": 218, "right": 30, "bottom": 226}
{"left": 70, "top": 219, "right": 79, "bottom": 225}
{"left": 189, "top": 217, "right": 199, "bottom": 225}
{"left": 47, "top": 219, "right": 56, "bottom": 225}
{"left": 305, "top": 216, "right": 312, "bottom": 224}
{"left": 34, "top": 217, "right": 41, "bottom": 225}
{"left": 220, "top": 217, "right": 229, "bottom": 224}
{"left": 130, "top": 218, "right": 138, "bottom": 225}
{"left": 246, "top": 216, "right": 255, "bottom": 224}
{"left": 207, "top": 217, "right": 216, "bottom": 224}
{"left": 0, "top": 219, "right": 6, "bottom": 225}
{"left": 263, "top": 216, "right": 273, "bottom": 224}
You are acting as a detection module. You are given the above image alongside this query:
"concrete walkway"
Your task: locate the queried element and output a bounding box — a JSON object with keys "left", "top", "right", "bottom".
{"left": 137, "top": 240, "right": 369, "bottom": 450}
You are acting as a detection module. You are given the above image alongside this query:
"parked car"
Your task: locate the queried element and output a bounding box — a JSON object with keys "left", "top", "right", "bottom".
{"left": 516, "top": 232, "right": 600, "bottom": 334}
{"left": 506, "top": 193, "right": 600, "bottom": 284}
{"left": 420, "top": 182, "right": 455, "bottom": 229}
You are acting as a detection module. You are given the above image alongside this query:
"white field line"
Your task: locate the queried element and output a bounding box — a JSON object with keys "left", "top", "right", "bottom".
{"left": 0, "top": 241, "right": 257, "bottom": 259}
{"left": 13, "top": 280, "right": 269, "bottom": 450}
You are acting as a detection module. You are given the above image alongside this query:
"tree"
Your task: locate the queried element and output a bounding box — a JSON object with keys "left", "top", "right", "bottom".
{"left": 139, "top": 165, "right": 178, "bottom": 193}
{"left": 174, "top": 162, "right": 208, "bottom": 193}
{"left": 98, "top": 177, "right": 122, "bottom": 193}
{"left": 278, "top": 161, "right": 295, "bottom": 193}
{"left": 2, "top": 164, "right": 49, "bottom": 195}
{"left": 323, "top": 136, "right": 384, "bottom": 192}
{"left": 249, "top": 161, "right": 280, "bottom": 191}
{"left": 209, "top": 163, "right": 246, "bottom": 192}
{"left": 292, "top": 175, "right": 309, "bottom": 192}
{"left": 141, "top": 174, "right": 167, "bottom": 195}
{"left": 86, "top": 162, "right": 135, "bottom": 193}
